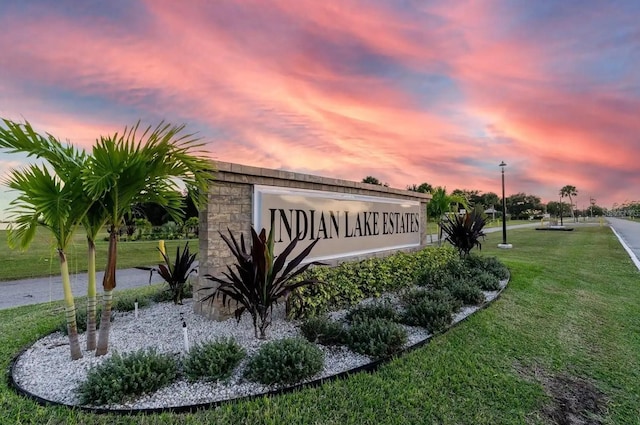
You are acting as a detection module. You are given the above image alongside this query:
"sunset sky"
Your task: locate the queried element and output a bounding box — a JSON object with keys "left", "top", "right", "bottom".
{"left": 1, "top": 0, "right": 639, "bottom": 219}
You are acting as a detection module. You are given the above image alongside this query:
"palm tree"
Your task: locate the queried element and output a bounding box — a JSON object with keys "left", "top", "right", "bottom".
{"left": 1, "top": 119, "right": 93, "bottom": 360}
{"left": 82, "top": 202, "right": 109, "bottom": 351}
{"left": 0, "top": 119, "right": 108, "bottom": 352}
{"left": 82, "top": 122, "right": 214, "bottom": 356}
{"left": 427, "top": 187, "right": 469, "bottom": 245}
{"left": 560, "top": 185, "right": 578, "bottom": 223}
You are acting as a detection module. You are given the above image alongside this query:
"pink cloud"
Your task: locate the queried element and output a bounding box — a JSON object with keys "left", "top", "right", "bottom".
{"left": 0, "top": 0, "right": 638, "bottom": 210}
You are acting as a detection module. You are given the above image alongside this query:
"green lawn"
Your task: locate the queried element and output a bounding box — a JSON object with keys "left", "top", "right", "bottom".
{"left": 0, "top": 228, "right": 196, "bottom": 281}
{"left": 1, "top": 226, "right": 639, "bottom": 424}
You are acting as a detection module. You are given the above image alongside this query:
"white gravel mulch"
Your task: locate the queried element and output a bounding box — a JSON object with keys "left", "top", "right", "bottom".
{"left": 11, "top": 280, "right": 507, "bottom": 411}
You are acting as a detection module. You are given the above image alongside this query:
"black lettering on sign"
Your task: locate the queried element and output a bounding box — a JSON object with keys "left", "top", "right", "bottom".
{"left": 330, "top": 211, "right": 340, "bottom": 238}
{"left": 372, "top": 212, "right": 379, "bottom": 235}
{"left": 354, "top": 213, "right": 363, "bottom": 237}
{"left": 269, "top": 208, "right": 293, "bottom": 243}
{"left": 345, "top": 211, "right": 354, "bottom": 238}
{"left": 382, "top": 212, "right": 389, "bottom": 234}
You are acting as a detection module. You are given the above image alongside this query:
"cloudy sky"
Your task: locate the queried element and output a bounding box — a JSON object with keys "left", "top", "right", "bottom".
{"left": 1, "top": 0, "right": 638, "bottom": 219}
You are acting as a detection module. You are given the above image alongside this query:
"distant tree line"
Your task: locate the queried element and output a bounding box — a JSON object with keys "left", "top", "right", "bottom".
{"left": 362, "top": 176, "right": 604, "bottom": 221}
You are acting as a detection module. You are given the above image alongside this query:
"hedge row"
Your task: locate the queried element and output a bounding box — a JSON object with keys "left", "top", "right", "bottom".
{"left": 286, "top": 246, "right": 459, "bottom": 319}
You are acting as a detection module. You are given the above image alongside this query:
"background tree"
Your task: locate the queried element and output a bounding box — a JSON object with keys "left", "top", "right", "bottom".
{"left": 83, "top": 121, "right": 214, "bottom": 356}
{"left": 451, "top": 189, "right": 481, "bottom": 208}
{"left": 362, "top": 176, "right": 389, "bottom": 187}
{"left": 546, "top": 201, "right": 570, "bottom": 218}
{"left": 427, "top": 187, "right": 469, "bottom": 245}
{"left": 406, "top": 182, "right": 432, "bottom": 193}
{"left": 505, "top": 193, "right": 543, "bottom": 220}
{"left": 478, "top": 192, "right": 500, "bottom": 210}
{"left": 560, "top": 185, "right": 578, "bottom": 222}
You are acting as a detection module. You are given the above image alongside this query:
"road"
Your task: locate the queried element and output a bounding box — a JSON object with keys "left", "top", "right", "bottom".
{"left": 0, "top": 267, "right": 165, "bottom": 310}
{"left": 606, "top": 217, "right": 640, "bottom": 270}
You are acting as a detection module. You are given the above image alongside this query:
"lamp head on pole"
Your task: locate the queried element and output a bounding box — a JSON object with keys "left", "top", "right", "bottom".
{"left": 499, "top": 161, "right": 507, "bottom": 170}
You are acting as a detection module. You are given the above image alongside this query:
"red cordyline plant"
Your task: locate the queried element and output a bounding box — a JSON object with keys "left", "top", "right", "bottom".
{"left": 439, "top": 207, "right": 488, "bottom": 258}
{"left": 203, "top": 227, "right": 324, "bottom": 339}
{"left": 139, "top": 242, "right": 198, "bottom": 305}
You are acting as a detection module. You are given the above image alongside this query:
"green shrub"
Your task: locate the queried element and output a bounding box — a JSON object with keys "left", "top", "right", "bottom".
{"left": 300, "top": 316, "right": 348, "bottom": 346}
{"left": 61, "top": 294, "right": 152, "bottom": 333}
{"left": 287, "top": 246, "right": 459, "bottom": 319}
{"left": 183, "top": 338, "right": 245, "bottom": 382}
{"left": 465, "top": 254, "right": 509, "bottom": 280}
{"left": 346, "top": 300, "right": 399, "bottom": 323}
{"left": 76, "top": 349, "right": 177, "bottom": 405}
{"left": 152, "top": 281, "right": 194, "bottom": 303}
{"left": 401, "top": 288, "right": 463, "bottom": 313}
{"left": 416, "top": 269, "right": 457, "bottom": 289}
{"left": 347, "top": 318, "right": 407, "bottom": 359}
{"left": 481, "top": 256, "right": 509, "bottom": 280}
{"left": 472, "top": 271, "right": 502, "bottom": 291}
{"left": 450, "top": 281, "right": 485, "bottom": 305}
{"left": 402, "top": 298, "right": 454, "bottom": 333}
{"left": 113, "top": 293, "right": 150, "bottom": 312}
{"left": 244, "top": 338, "right": 324, "bottom": 385}
{"left": 286, "top": 262, "right": 365, "bottom": 319}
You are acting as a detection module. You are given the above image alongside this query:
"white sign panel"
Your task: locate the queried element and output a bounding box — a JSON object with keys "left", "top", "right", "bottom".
{"left": 253, "top": 186, "right": 421, "bottom": 262}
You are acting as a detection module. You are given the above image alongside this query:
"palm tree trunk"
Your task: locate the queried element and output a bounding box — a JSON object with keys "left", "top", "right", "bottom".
{"left": 95, "top": 290, "right": 113, "bottom": 356}
{"left": 96, "top": 227, "right": 118, "bottom": 356}
{"left": 568, "top": 195, "right": 576, "bottom": 222}
{"left": 86, "top": 238, "right": 97, "bottom": 351}
{"left": 59, "top": 250, "right": 83, "bottom": 360}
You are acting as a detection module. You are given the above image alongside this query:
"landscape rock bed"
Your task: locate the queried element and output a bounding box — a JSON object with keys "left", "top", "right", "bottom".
{"left": 10, "top": 277, "right": 508, "bottom": 413}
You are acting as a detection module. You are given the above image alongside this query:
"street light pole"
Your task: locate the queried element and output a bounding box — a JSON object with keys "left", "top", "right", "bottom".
{"left": 560, "top": 194, "right": 563, "bottom": 226}
{"left": 498, "top": 161, "right": 512, "bottom": 249}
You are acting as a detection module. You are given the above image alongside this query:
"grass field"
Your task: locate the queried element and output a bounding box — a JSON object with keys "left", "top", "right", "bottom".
{"left": 1, "top": 226, "right": 639, "bottom": 424}
{"left": 0, "top": 228, "right": 196, "bottom": 281}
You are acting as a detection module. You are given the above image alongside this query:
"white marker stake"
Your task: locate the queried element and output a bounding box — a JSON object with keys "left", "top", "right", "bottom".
{"left": 182, "top": 321, "right": 190, "bottom": 353}
{"left": 134, "top": 299, "right": 139, "bottom": 319}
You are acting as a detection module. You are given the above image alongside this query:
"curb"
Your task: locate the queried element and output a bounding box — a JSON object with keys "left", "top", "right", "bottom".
{"left": 608, "top": 225, "right": 640, "bottom": 271}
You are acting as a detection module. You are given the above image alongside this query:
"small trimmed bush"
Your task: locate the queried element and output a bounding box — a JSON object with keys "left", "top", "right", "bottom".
{"left": 450, "top": 281, "right": 485, "bottom": 305}
{"left": 346, "top": 300, "right": 399, "bottom": 324}
{"left": 244, "top": 338, "right": 324, "bottom": 385}
{"left": 347, "top": 318, "right": 407, "bottom": 359}
{"left": 300, "top": 316, "right": 348, "bottom": 346}
{"left": 472, "top": 271, "right": 502, "bottom": 291}
{"left": 416, "top": 268, "right": 462, "bottom": 290}
{"left": 465, "top": 254, "right": 509, "bottom": 281}
{"left": 402, "top": 298, "right": 454, "bottom": 333}
{"left": 401, "top": 288, "right": 463, "bottom": 313}
{"left": 183, "top": 338, "right": 245, "bottom": 382}
{"left": 76, "top": 349, "right": 177, "bottom": 405}
{"left": 481, "top": 256, "right": 509, "bottom": 280}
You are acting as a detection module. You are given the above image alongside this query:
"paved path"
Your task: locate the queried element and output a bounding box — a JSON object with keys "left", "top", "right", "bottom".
{"left": 606, "top": 217, "right": 640, "bottom": 270}
{"left": 0, "top": 267, "right": 167, "bottom": 310}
